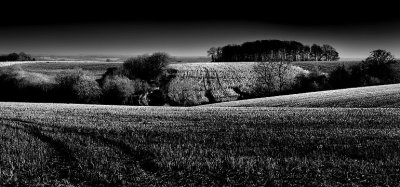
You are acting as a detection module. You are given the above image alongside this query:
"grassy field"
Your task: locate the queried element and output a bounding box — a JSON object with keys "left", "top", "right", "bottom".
{"left": 202, "top": 83, "right": 400, "bottom": 108}
{"left": 18, "top": 61, "right": 121, "bottom": 78}
{"left": 2, "top": 102, "right": 400, "bottom": 186}
{"left": 292, "top": 60, "right": 361, "bottom": 73}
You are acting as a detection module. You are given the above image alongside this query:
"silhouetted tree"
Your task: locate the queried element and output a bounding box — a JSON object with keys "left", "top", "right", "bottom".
{"left": 363, "top": 49, "right": 397, "bottom": 83}
{"left": 302, "top": 45, "right": 311, "bottom": 61}
{"left": 207, "top": 47, "right": 218, "bottom": 62}
{"left": 210, "top": 40, "right": 339, "bottom": 62}
{"left": 328, "top": 64, "right": 351, "bottom": 89}
{"left": 322, "top": 44, "right": 339, "bottom": 61}
{"left": 122, "top": 52, "right": 170, "bottom": 83}
{"left": 311, "top": 44, "right": 323, "bottom": 61}
{"left": 0, "top": 52, "right": 35, "bottom": 62}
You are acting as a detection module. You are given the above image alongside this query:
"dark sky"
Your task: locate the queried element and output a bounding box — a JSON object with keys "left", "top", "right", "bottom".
{"left": 1, "top": 1, "right": 400, "bottom": 59}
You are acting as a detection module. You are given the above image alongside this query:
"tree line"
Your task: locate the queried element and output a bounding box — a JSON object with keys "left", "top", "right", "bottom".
{"left": 0, "top": 52, "right": 35, "bottom": 62}
{"left": 207, "top": 40, "right": 339, "bottom": 62}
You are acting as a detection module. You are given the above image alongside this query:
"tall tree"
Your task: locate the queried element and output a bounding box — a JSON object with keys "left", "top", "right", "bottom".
{"left": 207, "top": 47, "right": 217, "bottom": 62}
{"left": 302, "top": 45, "right": 311, "bottom": 61}
{"left": 321, "top": 44, "right": 339, "bottom": 61}
{"left": 363, "top": 49, "right": 397, "bottom": 82}
{"left": 311, "top": 44, "right": 323, "bottom": 61}
{"left": 210, "top": 40, "right": 339, "bottom": 62}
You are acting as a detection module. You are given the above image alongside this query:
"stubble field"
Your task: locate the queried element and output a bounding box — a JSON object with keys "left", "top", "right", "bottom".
{"left": 2, "top": 102, "right": 400, "bottom": 186}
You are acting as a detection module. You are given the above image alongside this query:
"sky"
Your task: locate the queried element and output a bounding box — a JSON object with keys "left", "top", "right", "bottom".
{"left": 1, "top": 1, "right": 400, "bottom": 59}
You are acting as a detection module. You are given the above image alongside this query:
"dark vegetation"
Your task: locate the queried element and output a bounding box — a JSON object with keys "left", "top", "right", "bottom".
{"left": 0, "top": 52, "right": 35, "bottom": 62}
{"left": 0, "top": 53, "right": 168, "bottom": 105}
{"left": 302, "top": 49, "right": 399, "bottom": 91}
{"left": 250, "top": 49, "right": 399, "bottom": 97}
{"left": 208, "top": 40, "right": 339, "bottom": 62}
{"left": 0, "top": 66, "right": 55, "bottom": 102}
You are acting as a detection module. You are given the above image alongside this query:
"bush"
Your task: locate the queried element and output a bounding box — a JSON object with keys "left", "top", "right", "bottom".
{"left": 55, "top": 69, "right": 102, "bottom": 103}
{"left": 328, "top": 64, "right": 351, "bottom": 89}
{"left": 122, "top": 52, "right": 170, "bottom": 82}
{"left": 101, "top": 75, "right": 150, "bottom": 105}
{"left": 253, "top": 62, "right": 309, "bottom": 96}
{"left": 295, "top": 66, "right": 328, "bottom": 93}
{"left": 147, "top": 89, "right": 165, "bottom": 106}
{"left": 348, "top": 64, "right": 367, "bottom": 87}
{"left": 72, "top": 77, "right": 102, "bottom": 103}
{"left": 363, "top": 49, "right": 397, "bottom": 84}
{"left": 326, "top": 49, "right": 399, "bottom": 89}
{"left": 167, "top": 78, "right": 209, "bottom": 106}
{"left": 0, "top": 52, "right": 35, "bottom": 62}
{"left": 98, "top": 67, "right": 122, "bottom": 86}
{"left": 0, "top": 66, "right": 55, "bottom": 102}
{"left": 102, "top": 76, "right": 136, "bottom": 105}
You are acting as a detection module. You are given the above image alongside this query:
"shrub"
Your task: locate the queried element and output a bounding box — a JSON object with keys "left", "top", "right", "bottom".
{"left": 0, "top": 52, "right": 35, "bottom": 62}
{"left": 328, "top": 64, "right": 351, "bottom": 89}
{"left": 72, "top": 77, "right": 102, "bottom": 103}
{"left": 362, "top": 49, "right": 397, "bottom": 84}
{"left": 348, "top": 64, "right": 367, "bottom": 87}
{"left": 167, "top": 78, "right": 209, "bottom": 106}
{"left": 98, "top": 67, "right": 122, "bottom": 86}
{"left": 295, "top": 67, "right": 328, "bottom": 93}
{"left": 101, "top": 76, "right": 151, "bottom": 105}
{"left": 0, "top": 66, "right": 55, "bottom": 102}
{"left": 122, "top": 52, "right": 170, "bottom": 82}
{"left": 253, "top": 62, "right": 308, "bottom": 96}
{"left": 102, "top": 76, "right": 136, "bottom": 105}
{"left": 147, "top": 89, "right": 165, "bottom": 106}
{"left": 55, "top": 69, "right": 102, "bottom": 103}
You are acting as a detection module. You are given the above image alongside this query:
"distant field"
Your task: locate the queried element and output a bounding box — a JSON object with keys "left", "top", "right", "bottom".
{"left": 292, "top": 60, "right": 361, "bottom": 73}
{"left": 35, "top": 55, "right": 211, "bottom": 63}
{"left": 0, "top": 61, "right": 70, "bottom": 68}
{"left": 17, "top": 61, "right": 121, "bottom": 77}
{"left": 203, "top": 83, "right": 400, "bottom": 108}
{"left": 2, "top": 60, "right": 364, "bottom": 78}
{"left": 1, "top": 102, "right": 400, "bottom": 186}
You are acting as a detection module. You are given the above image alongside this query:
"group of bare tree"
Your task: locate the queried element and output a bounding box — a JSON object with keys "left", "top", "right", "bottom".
{"left": 207, "top": 40, "right": 339, "bottom": 62}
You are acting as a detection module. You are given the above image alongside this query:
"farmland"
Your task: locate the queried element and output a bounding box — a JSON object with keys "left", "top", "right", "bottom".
{"left": 12, "top": 60, "right": 360, "bottom": 76}
{"left": 8, "top": 61, "right": 307, "bottom": 103}
{"left": 292, "top": 60, "right": 361, "bottom": 73}
{"left": 17, "top": 61, "right": 122, "bottom": 78}
{"left": 2, "top": 59, "right": 400, "bottom": 186}
{"left": 2, "top": 102, "right": 400, "bottom": 186}
{"left": 203, "top": 83, "right": 400, "bottom": 108}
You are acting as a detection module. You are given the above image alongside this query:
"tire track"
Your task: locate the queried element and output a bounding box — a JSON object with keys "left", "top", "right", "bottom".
{"left": 0, "top": 117, "right": 160, "bottom": 174}
{"left": 0, "top": 120, "right": 80, "bottom": 185}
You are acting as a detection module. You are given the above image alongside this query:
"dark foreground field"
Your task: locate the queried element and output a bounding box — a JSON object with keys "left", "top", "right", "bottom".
{"left": 2, "top": 102, "right": 400, "bottom": 186}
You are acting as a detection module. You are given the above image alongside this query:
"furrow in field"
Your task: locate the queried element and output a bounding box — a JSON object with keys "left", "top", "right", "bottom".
{"left": 0, "top": 120, "right": 80, "bottom": 185}
{"left": 0, "top": 117, "right": 160, "bottom": 177}
{"left": 3, "top": 102, "right": 400, "bottom": 185}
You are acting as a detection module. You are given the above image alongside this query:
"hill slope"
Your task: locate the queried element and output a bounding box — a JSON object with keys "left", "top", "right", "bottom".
{"left": 167, "top": 62, "right": 307, "bottom": 103}
{"left": 201, "top": 83, "right": 400, "bottom": 107}
{"left": 2, "top": 102, "right": 400, "bottom": 185}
